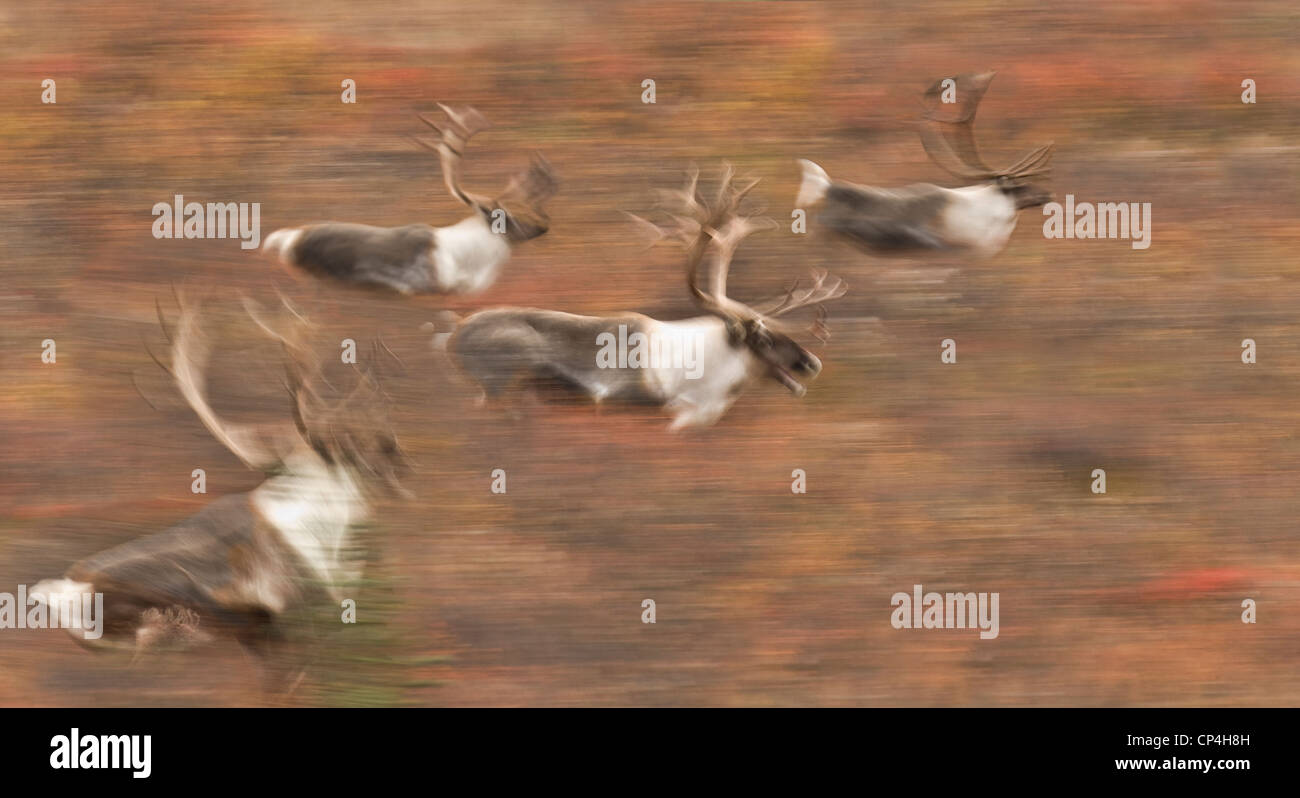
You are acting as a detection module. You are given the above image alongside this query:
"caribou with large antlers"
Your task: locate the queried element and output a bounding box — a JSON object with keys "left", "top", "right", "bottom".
{"left": 263, "top": 104, "right": 557, "bottom": 295}
{"left": 30, "top": 292, "right": 408, "bottom": 692}
{"left": 446, "top": 166, "right": 846, "bottom": 430}
{"left": 797, "top": 71, "right": 1053, "bottom": 257}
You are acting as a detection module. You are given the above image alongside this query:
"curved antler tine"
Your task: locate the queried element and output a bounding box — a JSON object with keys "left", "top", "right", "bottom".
{"left": 621, "top": 210, "right": 660, "bottom": 235}
{"left": 730, "top": 175, "right": 761, "bottom": 208}
{"left": 753, "top": 268, "right": 848, "bottom": 319}
{"left": 416, "top": 112, "right": 445, "bottom": 136}
{"left": 712, "top": 214, "right": 773, "bottom": 252}
{"left": 810, "top": 305, "right": 831, "bottom": 343}
{"left": 685, "top": 167, "right": 704, "bottom": 215}
{"left": 417, "top": 105, "right": 493, "bottom": 209}
{"left": 375, "top": 333, "right": 406, "bottom": 375}
{"left": 356, "top": 347, "right": 384, "bottom": 394}
{"left": 643, "top": 164, "right": 776, "bottom": 322}
{"left": 143, "top": 338, "right": 172, "bottom": 378}
{"left": 166, "top": 291, "right": 291, "bottom": 472}
{"left": 919, "top": 119, "right": 997, "bottom": 180}
{"left": 155, "top": 295, "right": 175, "bottom": 345}
{"left": 331, "top": 372, "right": 373, "bottom": 416}
{"left": 768, "top": 303, "right": 834, "bottom": 343}
{"left": 530, "top": 152, "right": 558, "bottom": 194}
{"left": 655, "top": 187, "right": 696, "bottom": 215}
{"left": 130, "top": 369, "right": 162, "bottom": 411}
{"left": 714, "top": 162, "right": 738, "bottom": 212}
{"left": 919, "top": 71, "right": 1052, "bottom": 185}
{"left": 436, "top": 103, "right": 490, "bottom": 138}
{"left": 917, "top": 71, "right": 1005, "bottom": 179}
{"left": 499, "top": 152, "right": 558, "bottom": 207}
{"left": 410, "top": 134, "right": 442, "bottom": 153}
{"left": 684, "top": 164, "right": 700, "bottom": 199}
{"left": 272, "top": 285, "right": 307, "bottom": 325}
{"left": 657, "top": 167, "right": 704, "bottom": 219}
{"left": 622, "top": 211, "right": 673, "bottom": 250}
{"left": 703, "top": 213, "right": 775, "bottom": 303}
{"left": 1001, "top": 143, "right": 1045, "bottom": 174}
{"left": 1001, "top": 142, "right": 1054, "bottom": 179}
{"left": 920, "top": 70, "right": 996, "bottom": 123}
{"left": 384, "top": 464, "right": 416, "bottom": 500}
{"left": 240, "top": 295, "right": 301, "bottom": 351}
{"left": 666, "top": 212, "right": 703, "bottom": 236}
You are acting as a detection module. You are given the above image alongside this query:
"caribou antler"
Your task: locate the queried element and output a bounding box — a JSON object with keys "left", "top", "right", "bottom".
{"left": 248, "top": 302, "right": 409, "bottom": 495}
{"left": 495, "top": 152, "right": 558, "bottom": 215}
{"left": 163, "top": 289, "right": 405, "bottom": 488}
{"left": 918, "top": 71, "right": 1054, "bottom": 183}
{"left": 750, "top": 269, "right": 847, "bottom": 342}
{"left": 164, "top": 291, "right": 301, "bottom": 472}
{"left": 629, "top": 164, "right": 845, "bottom": 338}
{"left": 413, "top": 103, "right": 492, "bottom": 209}
{"left": 751, "top": 269, "right": 848, "bottom": 318}
{"left": 630, "top": 164, "right": 769, "bottom": 321}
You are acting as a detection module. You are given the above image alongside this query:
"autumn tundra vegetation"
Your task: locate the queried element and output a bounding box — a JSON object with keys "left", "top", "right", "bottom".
{"left": 3, "top": 0, "right": 1298, "bottom": 707}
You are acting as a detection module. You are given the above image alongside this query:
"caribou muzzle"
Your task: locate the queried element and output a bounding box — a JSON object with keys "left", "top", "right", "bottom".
{"left": 764, "top": 344, "right": 821, "bottom": 397}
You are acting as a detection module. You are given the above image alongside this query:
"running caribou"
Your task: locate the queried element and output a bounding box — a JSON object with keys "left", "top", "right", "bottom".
{"left": 263, "top": 104, "right": 557, "bottom": 295}
{"left": 447, "top": 166, "right": 846, "bottom": 430}
{"left": 31, "top": 293, "right": 408, "bottom": 690}
{"left": 797, "top": 71, "right": 1053, "bottom": 258}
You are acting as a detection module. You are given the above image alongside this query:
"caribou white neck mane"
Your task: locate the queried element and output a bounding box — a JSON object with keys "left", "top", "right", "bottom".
{"left": 936, "top": 183, "right": 1020, "bottom": 255}
{"left": 250, "top": 448, "right": 369, "bottom": 599}
{"left": 638, "top": 316, "right": 759, "bottom": 428}
{"left": 430, "top": 213, "right": 512, "bottom": 294}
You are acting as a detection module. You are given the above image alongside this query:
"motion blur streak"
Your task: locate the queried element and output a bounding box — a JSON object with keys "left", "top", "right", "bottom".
{"left": 1, "top": 1, "right": 1299, "bottom": 706}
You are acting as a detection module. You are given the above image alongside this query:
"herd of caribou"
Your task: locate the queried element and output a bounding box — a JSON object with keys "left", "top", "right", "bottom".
{"left": 32, "top": 71, "right": 1054, "bottom": 692}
